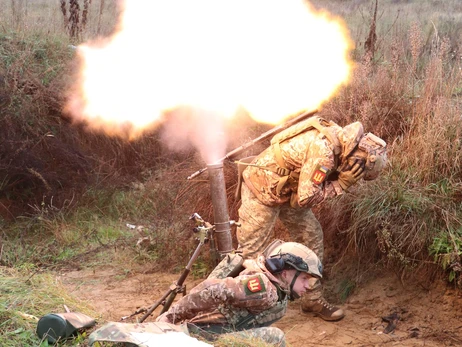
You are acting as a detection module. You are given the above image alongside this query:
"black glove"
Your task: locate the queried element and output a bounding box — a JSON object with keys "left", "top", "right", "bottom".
{"left": 338, "top": 160, "right": 365, "bottom": 191}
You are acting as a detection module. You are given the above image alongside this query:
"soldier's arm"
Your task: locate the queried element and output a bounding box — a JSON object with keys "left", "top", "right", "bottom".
{"left": 157, "top": 275, "right": 278, "bottom": 324}
{"left": 297, "top": 141, "right": 342, "bottom": 207}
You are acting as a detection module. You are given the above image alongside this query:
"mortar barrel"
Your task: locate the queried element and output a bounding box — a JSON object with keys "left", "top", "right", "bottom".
{"left": 207, "top": 162, "right": 233, "bottom": 256}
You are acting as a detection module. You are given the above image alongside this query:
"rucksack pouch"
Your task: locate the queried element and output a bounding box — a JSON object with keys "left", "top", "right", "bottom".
{"left": 207, "top": 252, "right": 244, "bottom": 279}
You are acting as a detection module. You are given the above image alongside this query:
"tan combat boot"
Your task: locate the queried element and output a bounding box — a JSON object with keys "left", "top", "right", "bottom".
{"left": 301, "top": 297, "right": 345, "bottom": 321}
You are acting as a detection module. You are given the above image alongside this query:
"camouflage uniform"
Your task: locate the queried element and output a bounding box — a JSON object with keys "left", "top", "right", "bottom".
{"left": 237, "top": 121, "right": 362, "bottom": 302}
{"left": 88, "top": 321, "right": 197, "bottom": 346}
{"left": 156, "top": 257, "right": 289, "bottom": 346}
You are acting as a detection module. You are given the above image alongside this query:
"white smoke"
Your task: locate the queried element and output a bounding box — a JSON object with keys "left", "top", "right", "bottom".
{"left": 160, "top": 107, "right": 228, "bottom": 164}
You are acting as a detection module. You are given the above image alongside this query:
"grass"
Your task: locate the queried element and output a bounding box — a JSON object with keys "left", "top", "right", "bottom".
{"left": 1, "top": 0, "right": 462, "bottom": 345}
{"left": 429, "top": 228, "right": 462, "bottom": 286}
{"left": 314, "top": 0, "right": 462, "bottom": 286}
{"left": 0, "top": 180, "right": 200, "bottom": 270}
{"left": 1, "top": 0, "right": 461, "bottom": 282}
{"left": 0, "top": 266, "right": 98, "bottom": 347}
{"left": 0, "top": 0, "right": 119, "bottom": 40}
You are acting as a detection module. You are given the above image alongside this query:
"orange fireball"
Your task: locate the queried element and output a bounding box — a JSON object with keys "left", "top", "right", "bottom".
{"left": 66, "top": 0, "right": 353, "bottom": 140}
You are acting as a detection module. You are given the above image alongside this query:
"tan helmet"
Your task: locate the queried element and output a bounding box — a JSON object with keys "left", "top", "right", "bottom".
{"left": 263, "top": 240, "right": 322, "bottom": 279}
{"left": 339, "top": 122, "right": 365, "bottom": 160}
{"left": 356, "top": 132, "right": 387, "bottom": 180}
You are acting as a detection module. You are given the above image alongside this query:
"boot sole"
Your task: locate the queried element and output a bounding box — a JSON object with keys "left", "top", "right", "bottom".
{"left": 301, "top": 310, "right": 345, "bottom": 322}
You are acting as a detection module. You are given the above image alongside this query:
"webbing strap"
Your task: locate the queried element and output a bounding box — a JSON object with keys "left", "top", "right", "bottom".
{"left": 272, "top": 117, "right": 341, "bottom": 184}
{"left": 321, "top": 128, "right": 342, "bottom": 156}
{"left": 272, "top": 141, "right": 294, "bottom": 195}
{"left": 234, "top": 160, "right": 298, "bottom": 196}
{"left": 273, "top": 141, "right": 287, "bottom": 170}
{"left": 320, "top": 127, "right": 341, "bottom": 168}
{"left": 234, "top": 161, "right": 291, "bottom": 177}
{"left": 276, "top": 176, "right": 289, "bottom": 196}
{"left": 237, "top": 116, "right": 341, "bottom": 197}
{"left": 234, "top": 156, "right": 257, "bottom": 201}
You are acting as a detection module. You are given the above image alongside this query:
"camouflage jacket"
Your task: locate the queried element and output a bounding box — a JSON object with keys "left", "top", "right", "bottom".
{"left": 156, "top": 260, "right": 288, "bottom": 330}
{"left": 243, "top": 126, "right": 344, "bottom": 207}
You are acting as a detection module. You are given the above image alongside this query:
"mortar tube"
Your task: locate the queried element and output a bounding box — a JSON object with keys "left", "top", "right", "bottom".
{"left": 207, "top": 162, "right": 233, "bottom": 257}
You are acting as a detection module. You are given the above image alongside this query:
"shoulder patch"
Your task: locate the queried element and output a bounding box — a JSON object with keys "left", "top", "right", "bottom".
{"left": 242, "top": 276, "right": 267, "bottom": 296}
{"left": 311, "top": 165, "right": 329, "bottom": 184}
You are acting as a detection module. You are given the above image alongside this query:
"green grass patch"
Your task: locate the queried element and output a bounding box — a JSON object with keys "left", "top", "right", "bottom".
{"left": 0, "top": 267, "right": 98, "bottom": 347}
{"left": 429, "top": 228, "right": 462, "bottom": 285}
{"left": 1, "top": 180, "right": 202, "bottom": 274}
{"left": 0, "top": 212, "right": 132, "bottom": 268}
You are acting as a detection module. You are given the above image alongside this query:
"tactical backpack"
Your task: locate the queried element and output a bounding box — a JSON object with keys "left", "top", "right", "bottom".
{"left": 234, "top": 116, "right": 342, "bottom": 199}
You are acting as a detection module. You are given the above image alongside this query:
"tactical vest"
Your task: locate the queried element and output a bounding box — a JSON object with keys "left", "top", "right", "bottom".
{"left": 222, "top": 288, "right": 289, "bottom": 330}
{"left": 187, "top": 292, "right": 288, "bottom": 338}
{"left": 236, "top": 116, "right": 342, "bottom": 197}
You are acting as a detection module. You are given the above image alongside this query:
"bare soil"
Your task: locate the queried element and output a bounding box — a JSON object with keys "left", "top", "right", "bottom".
{"left": 58, "top": 262, "right": 462, "bottom": 347}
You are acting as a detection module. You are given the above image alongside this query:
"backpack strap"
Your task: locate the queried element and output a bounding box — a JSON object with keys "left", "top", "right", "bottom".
{"left": 270, "top": 117, "right": 341, "bottom": 196}
{"left": 272, "top": 116, "right": 342, "bottom": 170}
{"left": 271, "top": 142, "right": 300, "bottom": 195}
{"left": 234, "top": 159, "right": 299, "bottom": 197}
{"left": 312, "top": 120, "right": 342, "bottom": 168}
{"left": 234, "top": 156, "right": 257, "bottom": 201}
{"left": 236, "top": 116, "right": 341, "bottom": 197}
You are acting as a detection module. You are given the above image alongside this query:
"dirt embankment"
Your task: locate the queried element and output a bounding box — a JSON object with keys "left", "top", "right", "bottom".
{"left": 59, "top": 264, "right": 462, "bottom": 347}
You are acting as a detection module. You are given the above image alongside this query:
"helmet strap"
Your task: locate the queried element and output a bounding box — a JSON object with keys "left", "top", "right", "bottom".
{"left": 289, "top": 270, "right": 301, "bottom": 300}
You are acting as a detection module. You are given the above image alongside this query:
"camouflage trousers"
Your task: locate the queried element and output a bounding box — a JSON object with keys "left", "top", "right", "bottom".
{"left": 237, "top": 183, "right": 323, "bottom": 301}
{"left": 225, "top": 327, "right": 286, "bottom": 346}
{"left": 189, "top": 324, "right": 286, "bottom": 347}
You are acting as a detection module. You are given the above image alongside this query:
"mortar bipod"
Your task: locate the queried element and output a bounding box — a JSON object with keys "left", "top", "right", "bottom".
{"left": 120, "top": 213, "right": 213, "bottom": 322}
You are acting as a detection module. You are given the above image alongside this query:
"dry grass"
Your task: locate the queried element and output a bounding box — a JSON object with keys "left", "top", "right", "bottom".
{"left": 0, "top": 0, "right": 119, "bottom": 40}
{"left": 317, "top": 1, "right": 462, "bottom": 285}
{"left": 0, "top": 0, "right": 461, "bottom": 287}
{"left": 310, "top": 0, "right": 462, "bottom": 63}
{"left": 1, "top": 3, "right": 462, "bottom": 347}
{"left": 0, "top": 266, "right": 98, "bottom": 346}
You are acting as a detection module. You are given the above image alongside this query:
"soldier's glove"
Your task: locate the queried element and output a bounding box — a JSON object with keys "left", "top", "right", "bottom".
{"left": 338, "top": 161, "right": 365, "bottom": 191}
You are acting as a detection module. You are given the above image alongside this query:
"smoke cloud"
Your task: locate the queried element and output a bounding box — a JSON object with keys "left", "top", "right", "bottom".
{"left": 66, "top": 0, "right": 353, "bottom": 165}
{"left": 160, "top": 107, "right": 227, "bottom": 164}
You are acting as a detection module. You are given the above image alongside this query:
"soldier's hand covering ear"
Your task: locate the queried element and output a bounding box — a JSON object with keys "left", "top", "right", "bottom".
{"left": 338, "top": 160, "right": 365, "bottom": 191}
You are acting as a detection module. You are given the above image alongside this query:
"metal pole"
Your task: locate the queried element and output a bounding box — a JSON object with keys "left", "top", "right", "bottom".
{"left": 207, "top": 162, "right": 233, "bottom": 257}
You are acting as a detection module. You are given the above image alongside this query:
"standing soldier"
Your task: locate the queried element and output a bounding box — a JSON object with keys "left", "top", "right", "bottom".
{"left": 236, "top": 115, "right": 387, "bottom": 321}
{"left": 156, "top": 240, "right": 323, "bottom": 346}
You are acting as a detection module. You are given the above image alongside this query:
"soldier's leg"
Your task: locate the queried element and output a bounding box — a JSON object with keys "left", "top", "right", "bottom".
{"left": 237, "top": 183, "right": 280, "bottom": 259}
{"left": 223, "top": 327, "right": 286, "bottom": 347}
{"left": 279, "top": 206, "right": 344, "bottom": 321}
{"left": 279, "top": 206, "right": 324, "bottom": 300}
{"left": 279, "top": 206, "right": 324, "bottom": 260}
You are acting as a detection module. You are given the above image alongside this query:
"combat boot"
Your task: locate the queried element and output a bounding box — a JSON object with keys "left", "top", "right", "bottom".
{"left": 301, "top": 297, "right": 345, "bottom": 321}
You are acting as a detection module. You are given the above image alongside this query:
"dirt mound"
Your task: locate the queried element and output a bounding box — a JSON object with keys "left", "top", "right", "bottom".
{"left": 58, "top": 264, "right": 462, "bottom": 347}
{"left": 277, "top": 276, "right": 462, "bottom": 346}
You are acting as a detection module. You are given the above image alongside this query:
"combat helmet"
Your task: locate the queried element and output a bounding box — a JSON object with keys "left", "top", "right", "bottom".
{"left": 263, "top": 240, "right": 323, "bottom": 299}
{"left": 346, "top": 132, "right": 387, "bottom": 181}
